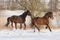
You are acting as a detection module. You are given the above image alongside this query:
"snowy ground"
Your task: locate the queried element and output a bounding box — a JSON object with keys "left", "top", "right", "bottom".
{"left": 0, "top": 29, "right": 60, "bottom": 40}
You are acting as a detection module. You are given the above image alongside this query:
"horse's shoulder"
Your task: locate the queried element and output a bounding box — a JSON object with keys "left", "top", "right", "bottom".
{"left": 34, "top": 17, "right": 40, "bottom": 19}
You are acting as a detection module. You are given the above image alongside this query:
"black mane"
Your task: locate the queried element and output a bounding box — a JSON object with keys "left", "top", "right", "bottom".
{"left": 43, "top": 12, "right": 52, "bottom": 18}
{"left": 19, "top": 10, "right": 29, "bottom": 19}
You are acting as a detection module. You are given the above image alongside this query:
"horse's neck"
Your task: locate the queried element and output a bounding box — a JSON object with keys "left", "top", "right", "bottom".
{"left": 19, "top": 13, "right": 27, "bottom": 19}
{"left": 43, "top": 15, "right": 49, "bottom": 19}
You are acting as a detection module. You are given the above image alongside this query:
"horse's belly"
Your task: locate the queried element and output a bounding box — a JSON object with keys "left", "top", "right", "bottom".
{"left": 13, "top": 19, "right": 24, "bottom": 23}
{"left": 37, "top": 20, "right": 48, "bottom": 25}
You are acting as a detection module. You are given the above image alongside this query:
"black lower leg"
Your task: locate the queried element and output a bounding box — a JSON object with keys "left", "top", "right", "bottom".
{"left": 15, "top": 23, "right": 17, "bottom": 29}
{"left": 35, "top": 25, "right": 40, "bottom": 32}
{"left": 47, "top": 24, "right": 52, "bottom": 32}
{"left": 11, "top": 22, "right": 13, "bottom": 28}
{"left": 20, "top": 23, "right": 22, "bottom": 29}
{"left": 24, "top": 23, "right": 26, "bottom": 30}
{"left": 45, "top": 26, "right": 48, "bottom": 29}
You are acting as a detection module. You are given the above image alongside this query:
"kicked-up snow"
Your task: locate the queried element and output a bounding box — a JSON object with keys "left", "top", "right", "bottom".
{"left": 0, "top": 29, "right": 60, "bottom": 40}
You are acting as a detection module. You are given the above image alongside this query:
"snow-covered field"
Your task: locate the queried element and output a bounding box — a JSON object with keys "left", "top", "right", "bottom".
{"left": 0, "top": 29, "right": 60, "bottom": 40}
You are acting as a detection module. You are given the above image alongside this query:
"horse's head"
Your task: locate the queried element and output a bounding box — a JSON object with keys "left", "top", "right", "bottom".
{"left": 26, "top": 10, "right": 32, "bottom": 16}
{"left": 44, "top": 12, "right": 54, "bottom": 19}
{"left": 47, "top": 12, "right": 54, "bottom": 19}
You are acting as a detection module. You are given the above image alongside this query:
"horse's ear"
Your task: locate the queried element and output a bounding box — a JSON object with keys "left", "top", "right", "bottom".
{"left": 27, "top": 10, "right": 29, "bottom": 12}
{"left": 49, "top": 12, "right": 52, "bottom": 13}
{"left": 47, "top": 12, "right": 52, "bottom": 15}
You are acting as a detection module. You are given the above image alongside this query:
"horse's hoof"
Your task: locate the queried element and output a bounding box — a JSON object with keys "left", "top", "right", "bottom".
{"left": 24, "top": 28, "right": 26, "bottom": 30}
{"left": 15, "top": 28, "right": 17, "bottom": 29}
{"left": 38, "top": 30, "right": 40, "bottom": 32}
{"left": 45, "top": 27, "right": 47, "bottom": 29}
{"left": 5, "top": 25, "right": 8, "bottom": 27}
{"left": 20, "top": 28, "right": 21, "bottom": 29}
{"left": 20, "top": 27, "right": 22, "bottom": 29}
{"left": 16, "top": 28, "right": 17, "bottom": 29}
{"left": 50, "top": 30, "right": 52, "bottom": 32}
{"left": 34, "top": 31, "right": 35, "bottom": 32}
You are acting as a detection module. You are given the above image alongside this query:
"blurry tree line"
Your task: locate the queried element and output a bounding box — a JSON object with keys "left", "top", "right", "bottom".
{"left": 0, "top": 0, "right": 59, "bottom": 17}
{"left": 7, "top": 0, "right": 46, "bottom": 17}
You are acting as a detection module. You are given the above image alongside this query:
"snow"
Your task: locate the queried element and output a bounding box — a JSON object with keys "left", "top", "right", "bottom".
{"left": 49, "top": 16, "right": 57, "bottom": 26}
{"left": 25, "top": 15, "right": 32, "bottom": 25}
{"left": 0, "top": 29, "right": 60, "bottom": 40}
{"left": 3, "top": 10, "right": 25, "bottom": 17}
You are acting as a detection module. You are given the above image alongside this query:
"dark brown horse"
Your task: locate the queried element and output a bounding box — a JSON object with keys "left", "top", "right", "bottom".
{"left": 5, "top": 10, "right": 31, "bottom": 29}
{"left": 32, "top": 12, "right": 54, "bottom": 32}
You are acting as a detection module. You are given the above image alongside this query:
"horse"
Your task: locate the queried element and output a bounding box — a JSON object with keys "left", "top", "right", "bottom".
{"left": 32, "top": 12, "right": 54, "bottom": 32}
{"left": 5, "top": 10, "right": 31, "bottom": 29}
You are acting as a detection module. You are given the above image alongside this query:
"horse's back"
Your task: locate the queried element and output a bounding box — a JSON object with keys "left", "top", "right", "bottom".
{"left": 10, "top": 15, "right": 25, "bottom": 23}
{"left": 32, "top": 17, "right": 49, "bottom": 25}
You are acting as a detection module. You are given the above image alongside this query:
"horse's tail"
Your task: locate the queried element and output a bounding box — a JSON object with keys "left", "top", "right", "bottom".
{"left": 5, "top": 17, "right": 10, "bottom": 26}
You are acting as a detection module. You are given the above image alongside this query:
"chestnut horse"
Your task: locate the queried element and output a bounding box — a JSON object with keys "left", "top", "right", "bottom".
{"left": 5, "top": 10, "right": 31, "bottom": 29}
{"left": 32, "top": 12, "right": 54, "bottom": 32}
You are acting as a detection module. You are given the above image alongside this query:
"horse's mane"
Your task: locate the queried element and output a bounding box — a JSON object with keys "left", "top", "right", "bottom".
{"left": 43, "top": 12, "right": 52, "bottom": 18}
{"left": 19, "top": 10, "right": 29, "bottom": 19}
{"left": 20, "top": 11, "right": 27, "bottom": 16}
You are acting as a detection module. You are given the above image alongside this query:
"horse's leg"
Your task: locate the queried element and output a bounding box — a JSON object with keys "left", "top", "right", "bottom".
{"left": 33, "top": 25, "right": 35, "bottom": 32}
{"left": 31, "top": 23, "right": 34, "bottom": 29}
{"left": 20, "top": 23, "right": 22, "bottom": 29}
{"left": 24, "top": 23, "right": 26, "bottom": 30}
{"left": 15, "top": 23, "right": 17, "bottom": 29}
{"left": 34, "top": 24, "right": 40, "bottom": 32}
{"left": 47, "top": 24, "right": 52, "bottom": 32}
{"left": 11, "top": 22, "right": 13, "bottom": 28}
{"left": 45, "top": 26, "right": 48, "bottom": 29}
